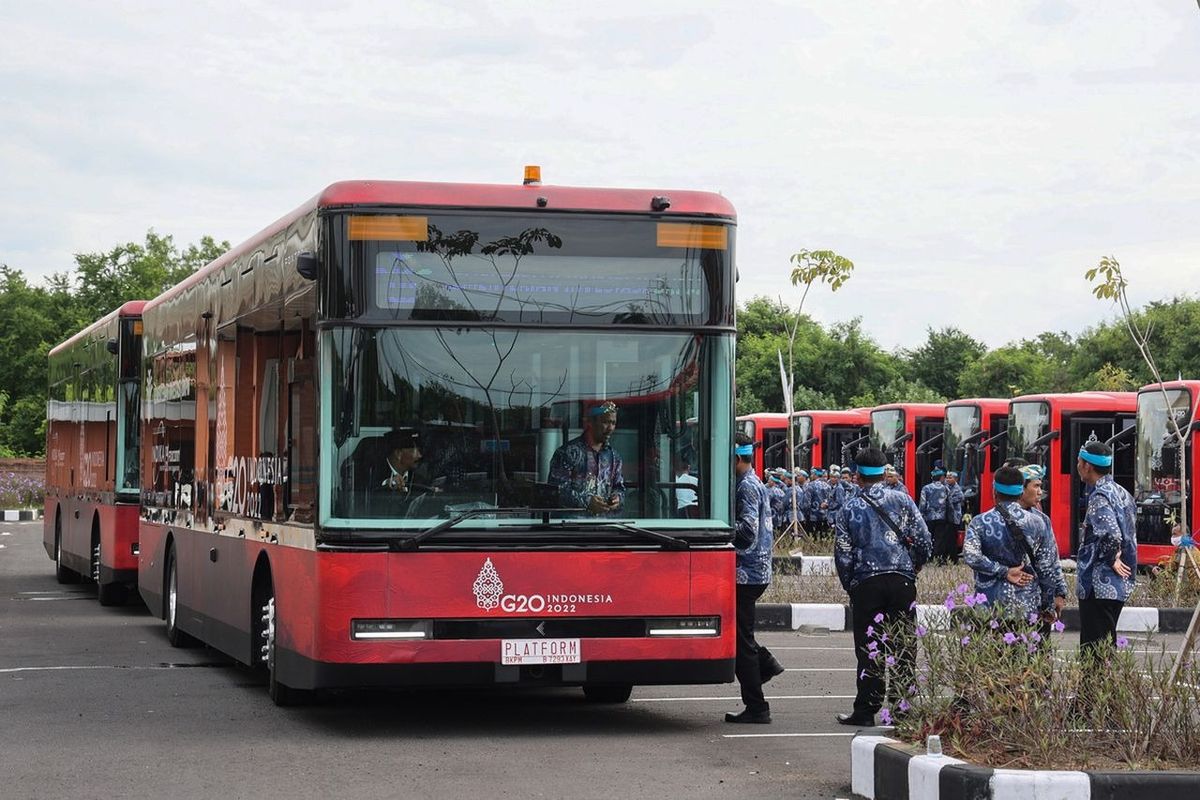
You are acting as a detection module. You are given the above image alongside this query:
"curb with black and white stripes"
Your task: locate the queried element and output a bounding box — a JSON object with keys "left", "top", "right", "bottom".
{"left": 851, "top": 734, "right": 1199, "bottom": 799}
{"left": 761, "top": 555, "right": 1194, "bottom": 633}
{"left": 1, "top": 509, "right": 40, "bottom": 522}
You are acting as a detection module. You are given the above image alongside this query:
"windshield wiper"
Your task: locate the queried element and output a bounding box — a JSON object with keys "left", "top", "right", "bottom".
{"left": 392, "top": 508, "right": 692, "bottom": 551}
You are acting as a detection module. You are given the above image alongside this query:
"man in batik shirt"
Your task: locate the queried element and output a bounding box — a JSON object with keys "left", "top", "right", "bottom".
{"left": 548, "top": 401, "right": 625, "bottom": 516}
{"left": 962, "top": 465, "right": 1067, "bottom": 629}
{"left": 919, "top": 466, "right": 956, "bottom": 564}
{"left": 1075, "top": 441, "right": 1136, "bottom": 652}
{"left": 883, "top": 464, "right": 907, "bottom": 495}
{"left": 806, "top": 468, "right": 832, "bottom": 535}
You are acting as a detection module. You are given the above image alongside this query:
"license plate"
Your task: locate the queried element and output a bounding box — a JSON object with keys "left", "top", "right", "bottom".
{"left": 501, "top": 638, "right": 581, "bottom": 665}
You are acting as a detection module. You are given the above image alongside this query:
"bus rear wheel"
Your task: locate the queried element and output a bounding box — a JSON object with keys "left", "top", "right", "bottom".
{"left": 164, "top": 547, "right": 198, "bottom": 647}
{"left": 582, "top": 684, "right": 633, "bottom": 703}
{"left": 54, "top": 517, "right": 80, "bottom": 584}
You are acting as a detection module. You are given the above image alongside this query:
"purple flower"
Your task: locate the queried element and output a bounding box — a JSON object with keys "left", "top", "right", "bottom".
{"left": 1003, "top": 632, "right": 1018, "bottom": 645}
{"left": 1116, "top": 636, "right": 1129, "bottom": 650}
{"left": 885, "top": 655, "right": 896, "bottom": 667}
{"left": 1028, "top": 612, "right": 1040, "bottom": 624}
{"left": 909, "top": 601, "right": 918, "bottom": 610}
{"left": 964, "top": 594, "right": 977, "bottom": 607}
{"left": 1029, "top": 631, "right": 1041, "bottom": 642}
{"left": 917, "top": 674, "right": 928, "bottom": 684}
{"left": 1027, "top": 643, "right": 1038, "bottom": 654}
{"left": 973, "top": 593, "right": 987, "bottom": 605}
{"left": 989, "top": 620, "right": 1000, "bottom": 630}
{"left": 944, "top": 597, "right": 957, "bottom": 610}
{"left": 961, "top": 636, "right": 971, "bottom": 645}
{"left": 860, "top": 669, "right": 868, "bottom": 679}
{"left": 866, "top": 625, "right": 875, "bottom": 638}
{"left": 869, "top": 651, "right": 880, "bottom": 662}
{"left": 1052, "top": 619, "right": 1066, "bottom": 633}
{"left": 868, "top": 640, "right": 878, "bottom": 651}
{"left": 880, "top": 708, "right": 892, "bottom": 725}
{"left": 880, "top": 633, "right": 889, "bottom": 643}
{"left": 874, "top": 613, "right": 885, "bottom": 624}
{"left": 956, "top": 583, "right": 969, "bottom": 595}
{"left": 915, "top": 625, "right": 928, "bottom": 638}
{"left": 898, "top": 699, "right": 911, "bottom": 712}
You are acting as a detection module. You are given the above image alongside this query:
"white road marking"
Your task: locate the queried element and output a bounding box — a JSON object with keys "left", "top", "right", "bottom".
{"left": 723, "top": 732, "right": 860, "bottom": 739}
{"left": 785, "top": 668, "right": 855, "bottom": 672}
{"left": 634, "top": 695, "right": 854, "bottom": 703}
{"left": 767, "top": 646, "right": 855, "bottom": 651}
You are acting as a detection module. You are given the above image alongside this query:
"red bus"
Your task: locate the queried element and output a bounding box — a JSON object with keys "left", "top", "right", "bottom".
{"left": 736, "top": 412, "right": 789, "bottom": 475}
{"left": 1005, "top": 392, "right": 1136, "bottom": 556}
{"left": 1132, "top": 380, "right": 1200, "bottom": 565}
{"left": 137, "top": 175, "right": 738, "bottom": 704}
{"left": 869, "top": 403, "right": 946, "bottom": 500}
{"left": 790, "top": 409, "right": 870, "bottom": 474}
{"left": 942, "top": 398, "right": 1009, "bottom": 519}
{"left": 43, "top": 301, "right": 146, "bottom": 605}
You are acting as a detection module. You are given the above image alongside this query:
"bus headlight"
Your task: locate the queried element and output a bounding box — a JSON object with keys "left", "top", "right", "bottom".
{"left": 646, "top": 617, "right": 720, "bottom": 636}
{"left": 351, "top": 619, "right": 431, "bottom": 640}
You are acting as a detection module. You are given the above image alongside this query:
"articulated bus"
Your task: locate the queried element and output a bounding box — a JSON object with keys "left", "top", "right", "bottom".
{"left": 735, "top": 412, "right": 789, "bottom": 475}
{"left": 869, "top": 403, "right": 946, "bottom": 500}
{"left": 942, "top": 398, "right": 1009, "bottom": 520}
{"left": 791, "top": 409, "right": 870, "bottom": 474}
{"left": 136, "top": 175, "right": 738, "bottom": 704}
{"left": 1005, "top": 392, "right": 1136, "bottom": 556}
{"left": 43, "top": 301, "right": 146, "bottom": 605}
{"left": 1133, "top": 380, "right": 1200, "bottom": 565}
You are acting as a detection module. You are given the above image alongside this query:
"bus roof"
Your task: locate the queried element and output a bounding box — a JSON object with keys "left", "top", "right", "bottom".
{"left": 1137, "top": 379, "right": 1200, "bottom": 396}
{"left": 48, "top": 300, "right": 147, "bottom": 357}
{"left": 736, "top": 412, "right": 789, "bottom": 423}
{"left": 946, "top": 397, "right": 1010, "bottom": 414}
{"left": 793, "top": 409, "right": 870, "bottom": 424}
{"left": 871, "top": 402, "right": 946, "bottom": 415}
{"left": 1010, "top": 391, "right": 1137, "bottom": 411}
{"left": 143, "top": 179, "right": 737, "bottom": 314}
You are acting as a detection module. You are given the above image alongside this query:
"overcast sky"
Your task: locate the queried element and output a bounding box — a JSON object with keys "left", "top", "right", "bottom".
{"left": 1, "top": 1, "right": 1197, "bottom": 350}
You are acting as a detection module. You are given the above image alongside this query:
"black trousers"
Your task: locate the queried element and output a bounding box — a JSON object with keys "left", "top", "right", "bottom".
{"left": 931, "top": 519, "right": 958, "bottom": 563}
{"left": 850, "top": 573, "right": 917, "bottom": 717}
{"left": 1079, "top": 597, "right": 1124, "bottom": 653}
{"left": 735, "top": 583, "right": 770, "bottom": 713}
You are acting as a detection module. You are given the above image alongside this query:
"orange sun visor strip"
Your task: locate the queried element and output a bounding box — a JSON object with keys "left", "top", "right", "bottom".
{"left": 348, "top": 215, "right": 430, "bottom": 241}
{"left": 656, "top": 223, "right": 728, "bottom": 250}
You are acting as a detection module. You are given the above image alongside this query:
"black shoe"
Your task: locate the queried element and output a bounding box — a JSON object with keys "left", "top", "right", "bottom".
{"left": 760, "top": 656, "right": 786, "bottom": 685}
{"left": 725, "top": 708, "right": 772, "bottom": 724}
{"left": 836, "top": 712, "right": 875, "bottom": 727}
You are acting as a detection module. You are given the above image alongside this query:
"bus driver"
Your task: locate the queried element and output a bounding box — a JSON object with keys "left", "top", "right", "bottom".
{"left": 548, "top": 400, "right": 626, "bottom": 516}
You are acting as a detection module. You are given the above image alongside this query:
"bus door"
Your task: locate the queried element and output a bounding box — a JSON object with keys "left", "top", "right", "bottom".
{"left": 914, "top": 419, "right": 944, "bottom": 490}
{"left": 827, "top": 426, "right": 867, "bottom": 471}
{"left": 1067, "top": 415, "right": 1135, "bottom": 553}
{"left": 762, "top": 427, "right": 788, "bottom": 473}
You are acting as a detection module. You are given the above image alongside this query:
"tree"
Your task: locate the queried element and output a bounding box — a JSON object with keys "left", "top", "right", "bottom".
{"left": 904, "top": 327, "right": 987, "bottom": 399}
{"left": 848, "top": 377, "right": 946, "bottom": 409}
{"left": 957, "top": 346, "right": 1051, "bottom": 398}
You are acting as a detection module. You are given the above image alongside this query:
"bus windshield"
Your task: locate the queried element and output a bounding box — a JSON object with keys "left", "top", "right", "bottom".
{"left": 1136, "top": 388, "right": 1192, "bottom": 505}
{"left": 1008, "top": 401, "right": 1051, "bottom": 466}
{"left": 325, "top": 327, "right": 731, "bottom": 533}
{"left": 792, "top": 415, "right": 813, "bottom": 471}
{"left": 871, "top": 409, "right": 906, "bottom": 476}
{"left": 943, "top": 404, "right": 981, "bottom": 493}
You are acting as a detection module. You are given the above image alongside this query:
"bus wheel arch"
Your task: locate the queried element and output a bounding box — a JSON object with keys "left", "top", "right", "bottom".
{"left": 252, "top": 555, "right": 309, "bottom": 706}
{"left": 94, "top": 511, "right": 125, "bottom": 606}
{"left": 163, "top": 537, "right": 197, "bottom": 646}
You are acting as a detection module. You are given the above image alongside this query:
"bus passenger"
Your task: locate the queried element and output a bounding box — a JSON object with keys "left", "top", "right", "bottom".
{"left": 726, "top": 432, "right": 778, "bottom": 724}
{"left": 962, "top": 465, "right": 1066, "bottom": 633}
{"left": 548, "top": 401, "right": 625, "bottom": 516}
{"left": 673, "top": 452, "right": 699, "bottom": 517}
{"left": 1075, "top": 441, "right": 1136, "bottom": 654}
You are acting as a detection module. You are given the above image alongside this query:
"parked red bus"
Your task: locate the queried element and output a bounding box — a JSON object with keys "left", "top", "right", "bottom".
{"left": 43, "top": 301, "right": 146, "bottom": 605}
{"left": 137, "top": 175, "right": 738, "bottom": 704}
{"left": 790, "top": 409, "right": 870, "bottom": 474}
{"left": 1132, "top": 380, "right": 1200, "bottom": 565}
{"left": 942, "top": 398, "right": 1009, "bottom": 520}
{"left": 869, "top": 403, "right": 946, "bottom": 500}
{"left": 1004, "top": 392, "right": 1136, "bottom": 556}
{"left": 736, "top": 412, "right": 789, "bottom": 475}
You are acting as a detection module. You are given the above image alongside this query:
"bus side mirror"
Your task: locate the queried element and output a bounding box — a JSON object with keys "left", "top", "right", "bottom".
{"left": 106, "top": 337, "right": 119, "bottom": 355}
{"left": 296, "top": 252, "right": 320, "bottom": 281}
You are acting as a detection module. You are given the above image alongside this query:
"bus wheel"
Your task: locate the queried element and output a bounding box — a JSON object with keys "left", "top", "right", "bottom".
{"left": 54, "top": 516, "right": 80, "bottom": 584}
{"left": 94, "top": 538, "right": 126, "bottom": 606}
{"left": 582, "top": 684, "right": 633, "bottom": 703}
{"left": 260, "top": 591, "right": 311, "bottom": 707}
{"left": 164, "top": 547, "right": 198, "bottom": 647}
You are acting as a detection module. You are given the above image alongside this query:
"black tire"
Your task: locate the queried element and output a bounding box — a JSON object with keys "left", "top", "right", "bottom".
{"left": 54, "top": 515, "right": 81, "bottom": 584}
{"left": 261, "top": 588, "right": 311, "bottom": 706}
{"left": 164, "top": 547, "right": 198, "bottom": 647}
{"left": 582, "top": 684, "right": 633, "bottom": 704}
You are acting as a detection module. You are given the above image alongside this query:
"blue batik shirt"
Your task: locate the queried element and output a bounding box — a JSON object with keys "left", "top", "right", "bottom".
{"left": 1076, "top": 475, "right": 1137, "bottom": 601}
{"left": 884, "top": 480, "right": 908, "bottom": 496}
{"left": 807, "top": 479, "right": 832, "bottom": 524}
{"left": 828, "top": 481, "right": 847, "bottom": 515}
{"left": 919, "top": 480, "right": 952, "bottom": 522}
{"left": 548, "top": 435, "right": 626, "bottom": 516}
{"left": 834, "top": 483, "right": 932, "bottom": 592}
{"left": 767, "top": 482, "right": 787, "bottom": 527}
{"left": 735, "top": 469, "right": 774, "bottom": 585}
{"left": 962, "top": 502, "right": 1067, "bottom": 617}
{"left": 792, "top": 484, "right": 808, "bottom": 522}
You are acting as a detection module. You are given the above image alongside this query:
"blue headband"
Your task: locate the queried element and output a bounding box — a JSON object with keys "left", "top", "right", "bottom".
{"left": 589, "top": 402, "right": 617, "bottom": 417}
{"left": 1078, "top": 448, "right": 1113, "bottom": 467}
{"left": 858, "top": 465, "right": 886, "bottom": 476}
{"left": 733, "top": 444, "right": 755, "bottom": 457}
{"left": 994, "top": 481, "right": 1024, "bottom": 496}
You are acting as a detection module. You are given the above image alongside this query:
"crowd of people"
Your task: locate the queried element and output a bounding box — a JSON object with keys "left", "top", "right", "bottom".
{"left": 727, "top": 439, "right": 1137, "bottom": 727}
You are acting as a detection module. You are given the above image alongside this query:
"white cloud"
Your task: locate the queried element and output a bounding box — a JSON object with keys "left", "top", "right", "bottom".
{"left": 1, "top": 0, "right": 1197, "bottom": 350}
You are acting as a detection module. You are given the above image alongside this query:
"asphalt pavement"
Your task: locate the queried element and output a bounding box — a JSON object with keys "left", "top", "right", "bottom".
{"left": 0, "top": 520, "right": 881, "bottom": 799}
